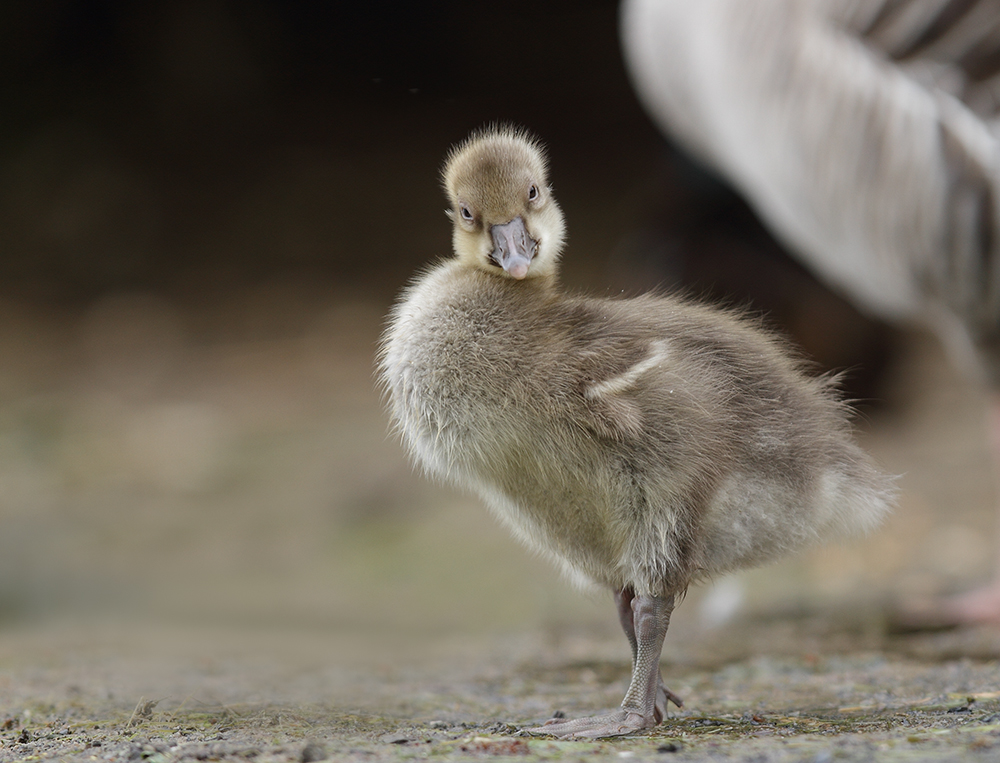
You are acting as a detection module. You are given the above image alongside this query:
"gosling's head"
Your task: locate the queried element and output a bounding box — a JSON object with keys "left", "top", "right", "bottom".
{"left": 442, "top": 126, "right": 566, "bottom": 281}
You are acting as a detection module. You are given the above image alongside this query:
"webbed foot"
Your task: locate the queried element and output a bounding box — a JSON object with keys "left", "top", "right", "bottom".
{"left": 890, "top": 582, "right": 1000, "bottom": 632}
{"left": 526, "top": 710, "right": 654, "bottom": 738}
{"left": 526, "top": 674, "right": 683, "bottom": 738}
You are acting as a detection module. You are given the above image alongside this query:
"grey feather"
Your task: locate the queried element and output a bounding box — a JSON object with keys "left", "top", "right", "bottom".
{"left": 621, "top": 0, "right": 1000, "bottom": 383}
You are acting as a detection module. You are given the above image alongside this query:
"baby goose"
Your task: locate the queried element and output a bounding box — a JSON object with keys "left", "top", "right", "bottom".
{"left": 379, "top": 126, "right": 893, "bottom": 738}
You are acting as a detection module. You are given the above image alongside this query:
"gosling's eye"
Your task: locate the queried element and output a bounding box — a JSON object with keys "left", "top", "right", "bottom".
{"left": 528, "top": 184, "right": 539, "bottom": 202}
{"left": 460, "top": 204, "right": 474, "bottom": 222}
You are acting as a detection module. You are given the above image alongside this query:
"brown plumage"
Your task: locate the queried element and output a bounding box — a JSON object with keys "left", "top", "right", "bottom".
{"left": 378, "top": 126, "right": 893, "bottom": 738}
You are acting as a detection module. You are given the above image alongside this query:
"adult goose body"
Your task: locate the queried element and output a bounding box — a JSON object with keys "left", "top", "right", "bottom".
{"left": 621, "top": 0, "right": 1000, "bottom": 626}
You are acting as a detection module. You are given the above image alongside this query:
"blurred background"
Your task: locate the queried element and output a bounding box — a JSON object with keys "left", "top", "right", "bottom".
{"left": 0, "top": 0, "right": 994, "bottom": 664}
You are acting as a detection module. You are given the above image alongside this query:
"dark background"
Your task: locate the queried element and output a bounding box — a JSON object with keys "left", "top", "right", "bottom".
{"left": 0, "top": 0, "right": 893, "bottom": 391}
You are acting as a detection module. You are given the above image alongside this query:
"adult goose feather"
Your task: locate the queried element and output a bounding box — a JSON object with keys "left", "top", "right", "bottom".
{"left": 621, "top": 0, "right": 1000, "bottom": 624}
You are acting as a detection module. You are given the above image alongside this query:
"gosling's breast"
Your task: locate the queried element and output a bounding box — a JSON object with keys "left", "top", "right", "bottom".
{"left": 383, "top": 267, "right": 541, "bottom": 476}
{"left": 382, "top": 268, "right": 627, "bottom": 583}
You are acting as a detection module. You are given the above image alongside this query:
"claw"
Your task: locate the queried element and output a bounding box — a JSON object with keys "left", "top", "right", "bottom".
{"left": 662, "top": 685, "right": 684, "bottom": 709}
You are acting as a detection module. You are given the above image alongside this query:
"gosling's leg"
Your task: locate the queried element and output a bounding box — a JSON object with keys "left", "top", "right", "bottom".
{"left": 527, "top": 592, "right": 678, "bottom": 738}
{"left": 614, "top": 587, "right": 684, "bottom": 720}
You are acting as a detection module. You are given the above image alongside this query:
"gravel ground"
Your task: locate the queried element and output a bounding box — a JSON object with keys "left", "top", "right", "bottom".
{"left": 1, "top": 614, "right": 1000, "bottom": 762}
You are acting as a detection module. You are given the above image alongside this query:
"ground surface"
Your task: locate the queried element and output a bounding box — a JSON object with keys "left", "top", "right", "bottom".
{"left": 2, "top": 615, "right": 1000, "bottom": 762}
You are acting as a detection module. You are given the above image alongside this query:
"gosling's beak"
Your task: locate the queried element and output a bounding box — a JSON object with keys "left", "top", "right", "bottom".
{"left": 490, "top": 216, "right": 537, "bottom": 280}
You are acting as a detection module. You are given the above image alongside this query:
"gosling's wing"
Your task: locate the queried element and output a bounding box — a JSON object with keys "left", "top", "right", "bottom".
{"left": 622, "top": 0, "right": 1000, "bottom": 371}
{"left": 576, "top": 335, "right": 670, "bottom": 441}
{"left": 566, "top": 298, "right": 737, "bottom": 447}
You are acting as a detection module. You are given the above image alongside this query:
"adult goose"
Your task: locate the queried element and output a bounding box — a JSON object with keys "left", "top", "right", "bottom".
{"left": 622, "top": 0, "right": 1000, "bottom": 625}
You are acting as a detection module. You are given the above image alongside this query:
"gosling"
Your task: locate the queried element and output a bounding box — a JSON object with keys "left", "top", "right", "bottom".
{"left": 379, "top": 126, "right": 893, "bottom": 738}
